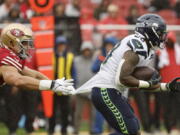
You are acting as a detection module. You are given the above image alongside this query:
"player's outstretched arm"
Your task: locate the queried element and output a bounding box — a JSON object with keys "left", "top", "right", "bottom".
{"left": 0, "top": 65, "right": 74, "bottom": 93}
{"left": 21, "top": 66, "right": 49, "bottom": 80}
{"left": 1, "top": 65, "right": 40, "bottom": 90}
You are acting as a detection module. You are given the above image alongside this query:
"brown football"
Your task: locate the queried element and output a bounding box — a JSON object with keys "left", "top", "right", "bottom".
{"left": 132, "top": 66, "right": 155, "bottom": 81}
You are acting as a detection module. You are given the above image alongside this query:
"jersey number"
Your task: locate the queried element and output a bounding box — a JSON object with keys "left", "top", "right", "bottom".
{"left": 103, "top": 43, "right": 121, "bottom": 64}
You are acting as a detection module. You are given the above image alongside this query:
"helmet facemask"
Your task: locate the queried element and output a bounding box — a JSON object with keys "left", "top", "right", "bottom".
{"left": 151, "top": 24, "right": 167, "bottom": 49}
{"left": 18, "top": 38, "right": 34, "bottom": 59}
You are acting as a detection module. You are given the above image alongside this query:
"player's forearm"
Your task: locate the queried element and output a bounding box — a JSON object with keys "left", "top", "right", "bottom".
{"left": 35, "top": 71, "right": 49, "bottom": 80}
{"left": 7, "top": 75, "right": 52, "bottom": 90}
{"left": 141, "top": 83, "right": 168, "bottom": 92}
{"left": 11, "top": 75, "right": 41, "bottom": 90}
{"left": 21, "top": 67, "right": 49, "bottom": 80}
{"left": 120, "top": 75, "right": 162, "bottom": 90}
{"left": 120, "top": 75, "right": 139, "bottom": 87}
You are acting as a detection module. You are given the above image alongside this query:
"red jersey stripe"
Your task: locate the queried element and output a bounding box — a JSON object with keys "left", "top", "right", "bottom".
{"left": 2, "top": 58, "right": 22, "bottom": 71}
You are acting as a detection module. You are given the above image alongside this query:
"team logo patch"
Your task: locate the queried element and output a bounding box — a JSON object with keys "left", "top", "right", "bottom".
{"left": 10, "top": 29, "right": 24, "bottom": 37}
{"left": 131, "top": 39, "right": 143, "bottom": 49}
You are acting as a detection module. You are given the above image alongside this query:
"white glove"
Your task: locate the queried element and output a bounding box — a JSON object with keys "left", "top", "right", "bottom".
{"left": 61, "top": 86, "right": 76, "bottom": 95}
{"left": 51, "top": 78, "right": 74, "bottom": 93}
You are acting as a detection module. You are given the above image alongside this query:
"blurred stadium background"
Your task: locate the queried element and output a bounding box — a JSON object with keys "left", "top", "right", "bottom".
{"left": 0, "top": 0, "right": 179, "bottom": 135}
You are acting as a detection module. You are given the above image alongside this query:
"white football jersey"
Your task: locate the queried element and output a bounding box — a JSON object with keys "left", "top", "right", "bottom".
{"left": 76, "top": 33, "right": 155, "bottom": 97}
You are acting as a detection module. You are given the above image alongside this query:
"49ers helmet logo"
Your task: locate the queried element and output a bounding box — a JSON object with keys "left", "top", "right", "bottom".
{"left": 29, "top": 0, "right": 54, "bottom": 13}
{"left": 10, "top": 29, "right": 24, "bottom": 37}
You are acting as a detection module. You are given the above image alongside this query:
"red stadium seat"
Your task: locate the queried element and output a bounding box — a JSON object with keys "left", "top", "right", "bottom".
{"left": 117, "top": 1, "right": 144, "bottom": 17}
{"left": 177, "top": 18, "right": 180, "bottom": 25}
{"left": 80, "top": 0, "right": 94, "bottom": 9}
{"left": 157, "top": 10, "right": 177, "bottom": 24}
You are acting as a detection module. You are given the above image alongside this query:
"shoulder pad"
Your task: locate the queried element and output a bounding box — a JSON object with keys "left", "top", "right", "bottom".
{"left": 127, "top": 38, "right": 147, "bottom": 58}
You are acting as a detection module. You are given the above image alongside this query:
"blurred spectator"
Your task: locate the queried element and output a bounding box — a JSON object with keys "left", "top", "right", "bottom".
{"left": 2, "top": 4, "right": 26, "bottom": 23}
{"left": 99, "top": 4, "right": 128, "bottom": 39}
{"left": 54, "top": 2, "right": 66, "bottom": 18}
{"left": 74, "top": 41, "right": 95, "bottom": 135}
{"left": 0, "top": 0, "right": 14, "bottom": 20}
{"left": 48, "top": 36, "right": 76, "bottom": 135}
{"left": 65, "top": 0, "right": 80, "bottom": 17}
{"left": 94, "top": 0, "right": 110, "bottom": 20}
{"left": 149, "top": 0, "right": 170, "bottom": 12}
{"left": 92, "top": 36, "right": 118, "bottom": 73}
{"left": 53, "top": 3, "right": 67, "bottom": 36}
{"left": 8, "top": 5, "right": 20, "bottom": 20}
{"left": 80, "top": 8, "right": 97, "bottom": 41}
{"left": 126, "top": 5, "right": 140, "bottom": 24}
{"left": 19, "top": 0, "right": 33, "bottom": 19}
{"left": 157, "top": 32, "right": 180, "bottom": 134}
{"left": 91, "top": 37, "right": 118, "bottom": 134}
{"left": 174, "top": 0, "right": 180, "bottom": 18}
{"left": 138, "top": 0, "right": 151, "bottom": 8}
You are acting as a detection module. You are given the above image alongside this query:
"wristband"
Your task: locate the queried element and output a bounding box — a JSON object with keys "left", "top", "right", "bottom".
{"left": 160, "top": 83, "right": 169, "bottom": 91}
{"left": 138, "top": 80, "right": 150, "bottom": 88}
{"left": 39, "top": 80, "right": 52, "bottom": 90}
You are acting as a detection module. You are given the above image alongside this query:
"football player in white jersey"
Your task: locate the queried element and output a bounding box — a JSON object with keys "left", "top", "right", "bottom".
{"left": 68, "top": 14, "right": 180, "bottom": 135}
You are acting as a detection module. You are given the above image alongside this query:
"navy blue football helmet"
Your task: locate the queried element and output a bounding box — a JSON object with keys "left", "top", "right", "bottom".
{"left": 135, "top": 14, "right": 167, "bottom": 49}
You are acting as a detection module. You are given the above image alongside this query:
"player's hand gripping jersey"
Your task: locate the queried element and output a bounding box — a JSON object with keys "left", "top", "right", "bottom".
{"left": 0, "top": 47, "right": 25, "bottom": 85}
{"left": 76, "top": 32, "right": 155, "bottom": 95}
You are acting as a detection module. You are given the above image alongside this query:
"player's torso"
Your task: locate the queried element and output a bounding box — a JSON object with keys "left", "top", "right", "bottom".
{"left": 76, "top": 33, "right": 155, "bottom": 96}
{"left": 96, "top": 33, "right": 155, "bottom": 90}
{"left": 0, "top": 47, "right": 25, "bottom": 85}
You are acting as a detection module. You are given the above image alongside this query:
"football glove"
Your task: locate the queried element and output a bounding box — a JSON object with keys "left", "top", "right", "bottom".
{"left": 167, "top": 77, "right": 180, "bottom": 92}
{"left": 148, "top": 71, "right": 161, "bottom": 86}
{"left": 50, "top": 78, "right": 74, "bottom": 94}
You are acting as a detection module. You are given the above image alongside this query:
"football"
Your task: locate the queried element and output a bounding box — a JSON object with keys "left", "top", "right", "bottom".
{"left": 132, "top": 66, "right": 155, "bottom": 81}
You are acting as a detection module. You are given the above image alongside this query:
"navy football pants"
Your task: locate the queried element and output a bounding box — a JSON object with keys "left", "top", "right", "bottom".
{"left": 91, "top": 87, "right": 140, "bottom": 135}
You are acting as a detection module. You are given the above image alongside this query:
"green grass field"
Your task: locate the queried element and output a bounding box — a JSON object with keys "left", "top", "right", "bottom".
{"left": 0, "top": 121, "right": 107, "bottom": 135}
{"left": 0, "top": 122, "right": 177, "bottom": 135}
